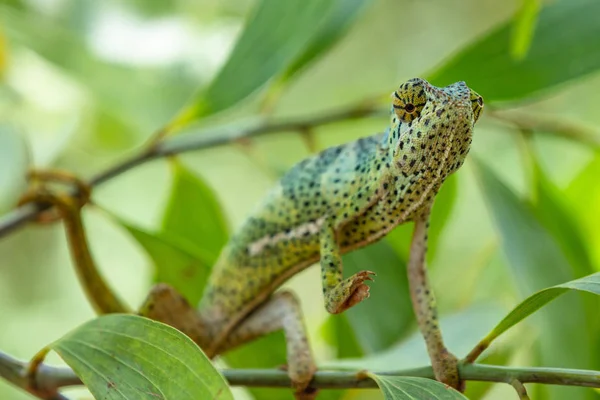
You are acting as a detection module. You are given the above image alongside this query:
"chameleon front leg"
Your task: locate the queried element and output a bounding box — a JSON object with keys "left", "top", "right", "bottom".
{"left": 320, "top": 221, "right": 375, "bottom": 314}
{"left": 215, "top": 291, "right": 317, "bottom": 400}
{"left": 408, "top": 213, "right": 460, "bottom": 388}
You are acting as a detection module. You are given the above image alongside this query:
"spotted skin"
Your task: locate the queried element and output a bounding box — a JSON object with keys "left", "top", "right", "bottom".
{"left": 140, "top": 78, "right": 483, "bottom": 395}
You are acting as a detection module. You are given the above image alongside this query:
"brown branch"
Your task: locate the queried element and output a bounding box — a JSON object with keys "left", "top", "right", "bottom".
{"left": 487, "top": 109, "right": 600, "bottom": 148}
{"left": 0, "top": 103, "right": 384, "bottom": 239}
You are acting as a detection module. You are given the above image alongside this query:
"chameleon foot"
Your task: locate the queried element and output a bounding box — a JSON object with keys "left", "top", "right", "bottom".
{"left": 279, "top": 363, "right": 318, "bottom": 399}
{"left": 294, "top": 387, "right": 318, "bottom": 400}
{"left": 433, "top": 349, "right": 461, "bottom": 390}
{"left": 325, "top": 270, "right": 375, "bottom": 314}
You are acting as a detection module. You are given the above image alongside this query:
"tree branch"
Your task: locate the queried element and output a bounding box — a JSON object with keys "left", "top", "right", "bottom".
{"left": 1, "top": 349, "right": 599, "bottom": 399}
{"left": 487, "top": 109, "right": 600, "bottom": 148}
{"left": 1, "top": 101, "right": 598, "bottom": 240}
{"left": 0, "top": 104, "right": 384, "bottom": 239}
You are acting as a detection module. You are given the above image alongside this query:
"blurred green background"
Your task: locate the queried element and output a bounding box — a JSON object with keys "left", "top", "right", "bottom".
{"left": 1, "top": 0, "right": 600, "bottom": 399}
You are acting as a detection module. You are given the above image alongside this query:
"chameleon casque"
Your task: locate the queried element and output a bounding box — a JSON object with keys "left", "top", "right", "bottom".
{"left": 22, "top": 77, "right": 482, "bottom": 399}
{"left": 141, "top": 77, "right": 483, "bottom": 398}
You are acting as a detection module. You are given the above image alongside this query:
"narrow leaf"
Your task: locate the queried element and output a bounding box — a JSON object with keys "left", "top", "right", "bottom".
{"left": 174, "top": 0, "right": 337, "bottom": 124}
{"left": 123, "top": 223, "right": 213, "bottom": 304}
{"left": 49, "top": 314, "right": 233, "bottom": 400}
{"left": 281, "top": 0, "right": 372, "bottom": 81}
{"left": 469, "top": 272, "right": 600, "bottom": 358}
{"left": 429, "top": 0, "right": 600, "bottom": 103}
{"left": 162, "top": 161, "right": 229, "bottom": 265}
{"left": 341, "top": 240, "right": 413, "bottom": 353}
{"left": 510, "top": 0, "right": 542, "bottom": 59}
{"left": 367, "top": 374, "right": 468, "bottom": 400}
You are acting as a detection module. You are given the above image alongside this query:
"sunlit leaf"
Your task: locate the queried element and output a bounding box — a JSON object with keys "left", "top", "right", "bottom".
{"left": 173, "top": 0, "right": 337, "bottom": 124}
{"left": 0, "top": 124, "right": 29, "bottom": 215}
{"left": 123, "top": 223, "right": 213, "bottom": 304}
{"left": 429, "top": 0, "right": 600, "bottom": 103}
{"left": 161, "top": 161, "right": 229, "bottom": 265}
{"left": 49, "top": 314, "right": 233, "bottom": 400}
{"left": 510, "top": 0, "right": 542, "bottom": 59}
{"left": 367, "top": 374, "right": 467, "bottom": 400}
{"left": 341, "top": 240, "right": 412, "bottom": 353}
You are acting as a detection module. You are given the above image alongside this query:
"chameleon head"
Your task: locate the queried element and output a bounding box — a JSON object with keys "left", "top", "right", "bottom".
{"left": 387, "top": 78, "right": 483, "bottom": 179}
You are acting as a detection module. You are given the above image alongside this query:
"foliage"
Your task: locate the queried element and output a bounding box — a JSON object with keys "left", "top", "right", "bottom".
{"left": 1, "top": 0, "right": 600, "bottom": 399}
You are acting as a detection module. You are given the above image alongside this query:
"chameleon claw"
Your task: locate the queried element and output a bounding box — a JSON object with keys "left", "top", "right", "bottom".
{"left": 327, "top": 270, "right": 376, "bottom": 314}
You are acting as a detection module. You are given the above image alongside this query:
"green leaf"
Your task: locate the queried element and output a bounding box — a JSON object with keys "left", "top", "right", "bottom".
{"left": 565, "top": 153, "right": 600, "bottom": 269}
{"left": 367, "top": 374, "right": 468, "bottom": 400}
{"left": 123, "top": 223, "right": 213, "bottom": 305}
{"left": 49, "top": 314, "right": 233, "bottom": 400}
{"left": 0, "top": 124, "right": 29, "bottom": 215}
{"left": 223, "top": 332, "right": 290, "bottom": 400}
{"left": 280, "top": 0, "right": 372, "bottom": 81}
{"left": 174, "top": 0, "right": 337, "bottom": 123}
{"left": 429, "top": 0, "right": 600, "bottom": 103}
{"left": 326, "top": 304, "right": 504, "bottom": 370}
{"left": 510, "top": 0, "right": 542, "bottom": 59}
{"left": 321, "top": 312, "right": 364, "bottom": 359}
{"left": 531, "top": 159, "right": 595, "bottom": 278}
{"left": 473, "top": 272, "right": 600, "bottom": 351}
{"left": 341, "top": 240, "right": 413, "bottom": 353}
{"left": 474, "top": 158, "right": 594, "bottom": 398}
{"left": 387, "top": 173, "right": 458, "bottom": 261}
{"left": 162, "top": 161, "right": 229, "bottom": 265}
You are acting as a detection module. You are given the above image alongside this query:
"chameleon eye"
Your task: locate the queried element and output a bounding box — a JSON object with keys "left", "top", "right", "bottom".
{"left": 391, "top": 82, "right": 427, "bottom": 123}
{"left": 469, "top": 89, "right": 484, "bottom": 122}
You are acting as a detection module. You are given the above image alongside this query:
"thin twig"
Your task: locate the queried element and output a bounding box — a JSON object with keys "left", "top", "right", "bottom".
{"left": 510, "top": 379, "right": 531, "bottom": 400}
{"left": 0, "top": 104, "right": 384, "bottom": 239}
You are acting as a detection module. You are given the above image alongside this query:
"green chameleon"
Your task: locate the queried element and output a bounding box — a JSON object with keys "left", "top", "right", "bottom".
{"left": 141, "top": 77, "right": 484, "bottom": 398}
{"left": 23, "top": 77, "right": 482, "bottom": 399}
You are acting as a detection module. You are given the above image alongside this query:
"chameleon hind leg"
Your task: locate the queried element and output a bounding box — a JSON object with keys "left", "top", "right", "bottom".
{"left": 320, "top": 222, "right": 375, "bottom": 314}
{"left": 139, "top": 283, "right": 212, "bottom": 350}
{"left": 408, "top": 213, "right": 460, "bottom": 389}
{"left": 217, "top": 291, "right": 317, "bottom": 399}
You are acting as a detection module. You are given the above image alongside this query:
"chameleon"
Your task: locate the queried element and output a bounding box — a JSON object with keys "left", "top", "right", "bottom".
{"left": 141, "top": 77, "right": 483, "bottom": 397}
{"left": 22, "top": 77, "right": 483, "bottom": 399}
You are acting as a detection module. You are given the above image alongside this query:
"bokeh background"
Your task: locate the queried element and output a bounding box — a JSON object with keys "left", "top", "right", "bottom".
{"left": 1, "top": 0, "right": 600, "bottom": 399}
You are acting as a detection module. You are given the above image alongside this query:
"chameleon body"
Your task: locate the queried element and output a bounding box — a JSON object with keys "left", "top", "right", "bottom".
{"left": 142, "top": 78, "right": 483, "bottom": 397}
